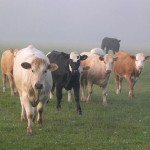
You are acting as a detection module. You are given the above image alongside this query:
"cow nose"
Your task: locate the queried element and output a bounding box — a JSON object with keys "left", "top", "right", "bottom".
{"left": 139, "top": 66, "right": 143, "bottom": 70}
{"left": 35, "top": 83, "right": 43, "bottom": 89}
{"left": 106, "top": 70, "right": 111, "bottom": 74}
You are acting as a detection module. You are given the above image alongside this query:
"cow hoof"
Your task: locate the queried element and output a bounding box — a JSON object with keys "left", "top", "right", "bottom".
{"left": 129, "top": 91, "right": 134, "bottom": 97}
{"left": 27, "top": 127, "right": 33, "bottom": 136}
{"left": 78, "top": 110, "right": 82, "bottom": 115}
{"left": 56, "top": 105, "right": 61, "bottom": 111}
{"left": 103, "top": 102, "right": 108, "bottom": 106}
{"left": 21, "top": 115, "right": 27, "bottom": 121}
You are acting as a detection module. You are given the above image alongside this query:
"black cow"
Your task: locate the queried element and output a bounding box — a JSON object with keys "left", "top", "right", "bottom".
{"left": 101, "top": 37, "right": 121, "bottom": 54}
{"left": 47, "top": 50, "right": 88, "bottom": 115}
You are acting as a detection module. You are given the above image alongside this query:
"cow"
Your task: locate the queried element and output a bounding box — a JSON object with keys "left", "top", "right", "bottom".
{"left": 1, "top": 48, "right": 16, "bottom": 96}
{"left": 90, "top": 48, "right": 105, "bottom": 56}
{"left": 67, "top": 48, "right": 105, "bottom": 102}
{"left": 113, "top": 51, "right": 150, "bottom": 97}
{"left": 80, "top": 53, "right": 118, "bottom": 105}
{"left": 81, "top": 48, "right": 105, "bottom": 57}
{"left": 101, "top": 37, "right": 121, "bottom": 54}
{"left": 13, "top": 45, "right": 58, "bottom": 135}
{"left": 47, "top": 50, "right": 88, "bottom": 115}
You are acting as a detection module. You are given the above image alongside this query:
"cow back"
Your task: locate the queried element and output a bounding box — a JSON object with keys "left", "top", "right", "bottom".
{"left": 47, "top": 51, "right": 69, "bottom": 76}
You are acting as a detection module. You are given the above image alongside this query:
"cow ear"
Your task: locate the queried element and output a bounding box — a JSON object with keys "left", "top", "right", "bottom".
{"left": 113, "top": 57, "right": 118, "bottom": 61}
{"left": 21, "top": 62, "right": 31, "bottom": 69}
{"left": 130, "top": 55, "right": 135, "bottom": 59}
{"left": 145, "top": 56, "right": 150, "bottom": 60}
{"left": 48, "top": 63, "right": 58, "bottom": 72}
{"left": 80, "top": 55, "right": 88, "bottom": 60}
{"left": 99, "top": 56, "right": 104, "bottom": 61}
{"left": 9, "top": 48, "right": 14, "bottom": 53}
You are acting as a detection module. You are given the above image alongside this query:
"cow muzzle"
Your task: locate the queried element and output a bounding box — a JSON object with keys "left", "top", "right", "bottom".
{"left": 72, "top": 70, "right": 79, "bottom": 75}
{"left": 106, "top": 70, "right": 111, "bottom": 74}
{"left": 138, "top": 66, "right": 143, "bottom": 71}
{"left": 35, "top": 82, "right": 43, "bottom": 90}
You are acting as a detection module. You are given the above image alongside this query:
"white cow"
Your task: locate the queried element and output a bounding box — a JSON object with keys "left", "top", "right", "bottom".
{"left": 13, "top": 45, "right": 58, "bottom": 135}
{"left": 80, "top": 54, "right": 117, "bottom": 105}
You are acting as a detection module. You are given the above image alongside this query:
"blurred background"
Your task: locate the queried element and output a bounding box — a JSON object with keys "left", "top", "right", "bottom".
{"left": 0, "top": 0, "right": 150, "bottom": 53}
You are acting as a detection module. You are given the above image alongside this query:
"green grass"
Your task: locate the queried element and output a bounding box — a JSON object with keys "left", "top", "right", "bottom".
{"left": 0, "top": 51, "right": 150, "bottom": 150}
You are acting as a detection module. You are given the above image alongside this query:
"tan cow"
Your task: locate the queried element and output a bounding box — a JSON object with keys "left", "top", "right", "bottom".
{"left": 13, "top": 45, "right": 58, "bottom": 135}
{"left": 113, "top": 51, "right": 150, "bottom": 97}
{"left": 1, "top": 48, "right": 16, "bottom": 96}
{"left": 80, "top": 53, "right": 117, "bottom": 105}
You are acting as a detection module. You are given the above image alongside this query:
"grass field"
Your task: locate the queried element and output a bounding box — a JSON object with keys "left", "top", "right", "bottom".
{"left": 0, "top": 49, "right": 150, "bottom": 150}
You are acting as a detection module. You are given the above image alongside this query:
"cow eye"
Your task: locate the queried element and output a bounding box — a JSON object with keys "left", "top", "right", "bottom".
{"left": 77, "top": 56, "right": 80, "bottom": 59}
{"left": 32, "top": 70, "right": 34, "bottom": 73}
{"left": 44, "top": 70, "right": 47, "bottom": 73}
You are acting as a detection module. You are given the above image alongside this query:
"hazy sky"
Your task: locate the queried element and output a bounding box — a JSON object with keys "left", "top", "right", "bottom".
{"left": 0, "top": 0, "right": 150, "bottom": 52}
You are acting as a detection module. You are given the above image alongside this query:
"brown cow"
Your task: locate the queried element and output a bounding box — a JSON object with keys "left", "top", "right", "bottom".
{"left": 113, "top": 51, "right": 150, "bottom": 97}
{"left": 1, "top": 48, "right": 16, "bottom": 96}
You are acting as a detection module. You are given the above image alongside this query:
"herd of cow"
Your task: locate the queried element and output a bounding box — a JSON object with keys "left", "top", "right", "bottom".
{"left": 1, "top": 43, "right": 150, "bottom": 135}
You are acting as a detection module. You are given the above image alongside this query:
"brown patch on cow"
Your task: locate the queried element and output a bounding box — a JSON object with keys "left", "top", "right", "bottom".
{"left": 28, "top": 88, "right": 40, "bottom": 107}
{"left": 32, "top": 58, "right": 47, "bottom": 69}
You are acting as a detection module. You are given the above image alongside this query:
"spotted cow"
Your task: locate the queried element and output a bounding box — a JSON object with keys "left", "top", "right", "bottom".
{"left": 47, "top": 50, "right": 88, "bottom": 114}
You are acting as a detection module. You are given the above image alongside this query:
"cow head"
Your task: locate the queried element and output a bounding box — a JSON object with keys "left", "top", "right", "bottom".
{"left": 131, "top": 53, "right": 150, "bottom": 71}
{"left": 21, "top": 58, "right": 58, "bottom": 105}
{"left": 69, "top": 52, "right": 88, "bottom": 74}
{"left": 99, "top": 54, "right": 118, "bottom": 74}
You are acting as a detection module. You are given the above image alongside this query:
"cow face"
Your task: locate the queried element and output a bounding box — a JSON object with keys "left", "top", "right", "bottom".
{"left": 69, "top": 52, "right": 88, "bottom": 74}
{"left": 99, "top": 54, "right": 118, "bottom": 74}
{"left": 21, "top": 58, "right": 58, "bottom": 101}
{"left": 134, "top": 53, "right": 146, "bottom": 71}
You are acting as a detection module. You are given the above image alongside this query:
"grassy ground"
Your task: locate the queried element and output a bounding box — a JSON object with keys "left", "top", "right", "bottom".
{"left": 0, "top": 50, "right": 150, "bottom": 150}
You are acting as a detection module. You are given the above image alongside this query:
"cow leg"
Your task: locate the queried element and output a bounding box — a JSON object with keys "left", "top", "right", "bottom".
{"left": 67, "top": 90, "right": 72, "bottom": 102}
{"left": 102, "top": 86, "right": 107, "bottom": 106}
{"left": 118, "top": 77, "right": 123, "bottom": 93}
{"left": 106, "top": 48, "right": 109, "bottom": 54}
{"left": 37, "top": 102, "right": 44, "bottom": 127}
{"left": 80, "top": 79, "right": 87, "bottom": 101}
{"left": 73, "top": 85, "right": 82, "bottom": 115}
{"left": 87, "top": 81, "right": 93, "bottom": 102}
{"left": 56, "top": 85, "right": 63, "bottom": 110}
{"left": 2, "top": 73, "right": 6, "bottom": 93}
{"left": 126, "top": 76, "right": 134, "bottom": 97}
{"left": 22, "top": 96, "right": 34, "bottom": 135}
{"left": 50, "top": 82, "right": 55, "bottom": 99}
{"left": 18, "top": 92, "right": 26, "bottom": 121}
{"left": 115, "top": 74, "right": 120, "bottom": 94}
{"left": 21, "top": 102, "right": 27, "bottom": 121}
{"left": 7, "top": 73, "right": 15, "bottom": 96}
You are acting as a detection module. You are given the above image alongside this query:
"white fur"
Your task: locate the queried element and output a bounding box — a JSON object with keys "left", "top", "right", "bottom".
{"left": 135, "top": 53, "right": 145, "bottom": 70}
{"left": 70, "top": 51, "right": 80, "bottom": 62}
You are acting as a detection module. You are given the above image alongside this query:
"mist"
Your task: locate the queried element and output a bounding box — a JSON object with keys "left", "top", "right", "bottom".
{"left": 0, "top": 0, "right": 150, "bottom": 53}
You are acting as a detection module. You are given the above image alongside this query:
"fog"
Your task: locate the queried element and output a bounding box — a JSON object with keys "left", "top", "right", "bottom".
{"left": 0, "top": 0, "right": 150, "bottom": 53}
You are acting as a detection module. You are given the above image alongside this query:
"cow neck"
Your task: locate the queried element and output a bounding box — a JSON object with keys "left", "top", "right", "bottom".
{"left": 134, "top": 68, "right": 141, "bottom": 77}
{"left": 66, "top": 60, "right": 71, "bottom": 73}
